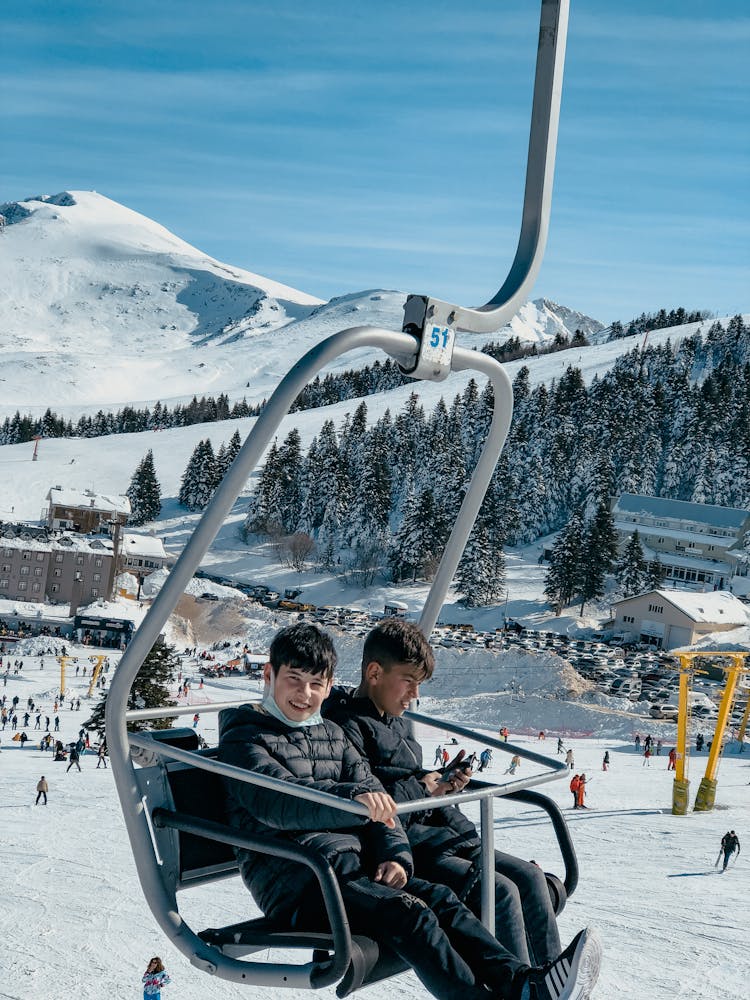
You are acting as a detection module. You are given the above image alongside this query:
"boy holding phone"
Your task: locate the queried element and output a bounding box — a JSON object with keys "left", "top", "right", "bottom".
{"left": 324, "top": 619, "right": 583, "bottom": 970}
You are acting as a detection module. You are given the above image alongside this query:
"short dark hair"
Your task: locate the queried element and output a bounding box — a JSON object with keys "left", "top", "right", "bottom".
{"left": 269, "top": 623, "right": 337, "bottom": 679}
{"left": 361, "top": 619, "right": 435, "bottom": 679}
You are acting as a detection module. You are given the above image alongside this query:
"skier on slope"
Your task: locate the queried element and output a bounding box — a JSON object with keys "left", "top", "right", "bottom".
{"left": 569, "top": 773, "right": 580, "bottom": 809}
{"left": 719, "top": 830, "right": 740, "bottom": 871}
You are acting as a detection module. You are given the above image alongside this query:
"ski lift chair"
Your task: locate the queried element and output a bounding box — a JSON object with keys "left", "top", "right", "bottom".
{"left": 127, "top": 714, "right": 578, "bottom": 995}
{"left": 107, "top": 0, "right": 574, "bottom": 991}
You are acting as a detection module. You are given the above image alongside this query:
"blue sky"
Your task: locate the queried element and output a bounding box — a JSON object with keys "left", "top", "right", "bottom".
{"left": 2, "top": 0, "right": 748, "bottom": 323}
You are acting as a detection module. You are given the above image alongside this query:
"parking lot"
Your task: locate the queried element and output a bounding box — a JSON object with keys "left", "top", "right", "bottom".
{"left": 193, "top": 572, "right": 732, "bottom": 724}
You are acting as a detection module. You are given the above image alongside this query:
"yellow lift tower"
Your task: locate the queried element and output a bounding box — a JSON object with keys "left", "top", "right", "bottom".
{"left": 56, "top": 656, "right": 73, "bottom": 700}
{"left": 86, "top": 655, "right": 108, "bottom": 697}
{"left": 672, "top": 651, "right": 748, "bottom": 815}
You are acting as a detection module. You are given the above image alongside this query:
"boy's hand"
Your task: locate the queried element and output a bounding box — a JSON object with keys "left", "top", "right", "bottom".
{"left": 426, "top": 767, "right": 472, "bottom": 796}
{"left": 374, "top": 861, "right": 408, "bottom": 888}
{"left": 354, "top": 791, "right": 398, "bottom": 828}
{"left": 420, "top": 771, "right": 445, "bottom": 796}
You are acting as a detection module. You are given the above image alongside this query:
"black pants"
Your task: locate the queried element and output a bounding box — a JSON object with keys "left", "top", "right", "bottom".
{"left": 427, "top": 849, "right": 560, "bottom": 965}
{"left": 295, "top": 875, "right": 527, "bottom": 1000}
{"left": 35, "top": 791, "right": 47, "bottom": 805}
{"left": 66, "top": 760, "right": 81, "bottom": 772}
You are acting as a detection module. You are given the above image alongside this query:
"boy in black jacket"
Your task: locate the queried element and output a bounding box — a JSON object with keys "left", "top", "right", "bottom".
{"left": 219, "top": 623, "right": 600, "bottom": 1000}
{"left": 324, "top": 619, "right": 583, "bottom": 969}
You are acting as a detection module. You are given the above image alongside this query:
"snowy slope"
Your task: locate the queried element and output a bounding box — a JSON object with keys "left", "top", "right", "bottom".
{"left": 0, "top": 644, "right": 747, "bottom": 1000}
{"left": 0, "top": 191, "right": 322, "bottom": 408}
{"left": 0, "top": 191, "right": 602, "bottom": 414}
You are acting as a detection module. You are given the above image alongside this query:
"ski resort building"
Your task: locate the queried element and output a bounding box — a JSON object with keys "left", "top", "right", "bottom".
{"left": 120, "top": 532, "right": 171, "bottom": 575}
{"left": 0, "top": 523, "right": 114, "bottom": 607}
{"left": 610, "top": 589, "right": 750, "bottom": 650}
{"left": 612, "top": 494, "right": 750, "bottom": 591}
{"left": 44, "top": 486, "right": 131, "bottom": 535}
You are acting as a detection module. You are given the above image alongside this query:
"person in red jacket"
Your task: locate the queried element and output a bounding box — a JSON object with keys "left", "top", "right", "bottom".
{"left": 667, "top": 747, "right": 677, "bottom": 771}
{"left": 570, "top": 773, "right": 580, "bottom": 809}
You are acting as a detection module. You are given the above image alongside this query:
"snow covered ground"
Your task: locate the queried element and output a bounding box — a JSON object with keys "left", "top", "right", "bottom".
{"left": 1, "top": 638, "right": 747, "bottom": 1000}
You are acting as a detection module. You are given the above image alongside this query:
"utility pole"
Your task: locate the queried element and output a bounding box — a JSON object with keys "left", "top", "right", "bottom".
{"left": 107, "top": 517, "right": 122, "bottom": 601}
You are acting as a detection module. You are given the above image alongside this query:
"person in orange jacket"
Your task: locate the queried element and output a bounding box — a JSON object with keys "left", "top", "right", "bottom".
{"left": 569, "top": 773, "right": 580, "bottom": 809}
{"left": 667, "top": 747, "right": 677, "bottom": 771}
{"left": 575, "top": 773, "right": 588, "bottom": 809}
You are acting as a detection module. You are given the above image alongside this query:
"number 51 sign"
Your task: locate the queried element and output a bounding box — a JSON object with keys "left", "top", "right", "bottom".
{"left": 410, "top": 323, "right": 456, "bottom": 381}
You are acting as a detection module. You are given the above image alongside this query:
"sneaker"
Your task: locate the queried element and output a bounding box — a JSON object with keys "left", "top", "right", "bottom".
{"left": 521, "top": 928, "right": 602, "bottom": 1000}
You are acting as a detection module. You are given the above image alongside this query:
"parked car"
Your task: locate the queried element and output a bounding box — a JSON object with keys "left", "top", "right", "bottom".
{"left": 199, "top": 592, "right": 220, "bottom": 602}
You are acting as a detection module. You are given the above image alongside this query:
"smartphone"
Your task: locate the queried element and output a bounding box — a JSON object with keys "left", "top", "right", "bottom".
{"left": 438, "top": 750, "right": 470, "bottom": 782}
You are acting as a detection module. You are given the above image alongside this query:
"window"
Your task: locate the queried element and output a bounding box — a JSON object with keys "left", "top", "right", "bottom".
{"left": 51, "top": 584, "right": 60, "bottom": 593}
{"left": 36, "top": 552, "right": 44, "bottom": 561}
{"left": 32, "top": 583, "right": 41, "bottom": 593}
{"left": 93, "top": 573, "right": 101, "bottom": 582}
{"left": 648, "top": 603, "right": 664, "bottom": 614}
{"left": 1, "top": 548, "right": 11, "bottom": 557}
{"left": 1, "top": 564, "right": 9, "bottom": 573}
{"left": 34, "top": 567, "right": 42, "bottom": 577}
{"left": 18, "top": 581, "right": 27, "bottom": 591}
{"left": 76, "top": 555, "right": 84, "bottom": 566}
{"left": 53, "top": 569, "right": 62, "bottom": 578}
{"left": 623, "top": 614, "right": 635, "bottom": 624}
{"left": 0, "top": 581, "right": 7, "bottom": 590}
{"left": 657, "top": 537, "right": 665, "bottom": 544}
{"left": 20, "top": 566, "right": 30, "bottom": 576}
{"left": 55, "top": 554, "right": 63, "bottom": 563}
{"left": 94, "top": 557, "right": 103, "bottom": 568}
{"left": 22, "top": 551, "right": 31, "bottom": 560}
{"left": 91, "top": 588, "right": 99, "bottom": 598}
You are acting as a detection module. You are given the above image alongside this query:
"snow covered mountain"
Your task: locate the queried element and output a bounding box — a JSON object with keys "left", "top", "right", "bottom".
{"left": 0, "top": 190, "right": 602, "bottom": 414}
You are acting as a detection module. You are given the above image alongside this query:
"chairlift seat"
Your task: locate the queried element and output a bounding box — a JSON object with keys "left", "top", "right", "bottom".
{"left": 142, "top": 729, "right": 409, "bottom": 996}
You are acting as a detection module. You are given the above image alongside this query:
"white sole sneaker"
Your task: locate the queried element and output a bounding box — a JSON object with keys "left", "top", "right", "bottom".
{"left": 558, "top": 927, "right": 602, "bottom": 1000}
{"left": 533, "top": 927, "right": 602, "bottom": 1000}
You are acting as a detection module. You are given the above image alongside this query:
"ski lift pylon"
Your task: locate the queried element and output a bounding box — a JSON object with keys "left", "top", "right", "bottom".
{"left": 106, "top": 0, "right": 573, "bottom": 990}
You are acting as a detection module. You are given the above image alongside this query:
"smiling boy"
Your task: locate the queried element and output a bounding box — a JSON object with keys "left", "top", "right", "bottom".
{"left": 219, "top": 623, "right": 601, "bottom": 1000}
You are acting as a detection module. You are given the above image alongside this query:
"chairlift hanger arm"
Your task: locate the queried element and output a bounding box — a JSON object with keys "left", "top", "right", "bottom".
{"left": 403, "top": 0, "right": 569, "bottom": 337}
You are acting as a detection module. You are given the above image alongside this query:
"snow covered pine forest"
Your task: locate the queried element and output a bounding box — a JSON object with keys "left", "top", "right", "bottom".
{"left": 113, "top": 313, "right": 750, "bottom": 608}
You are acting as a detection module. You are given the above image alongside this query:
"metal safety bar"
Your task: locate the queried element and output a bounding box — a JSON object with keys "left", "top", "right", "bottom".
{"left": 128, "top": 698, "right": 575, "bottom": 936}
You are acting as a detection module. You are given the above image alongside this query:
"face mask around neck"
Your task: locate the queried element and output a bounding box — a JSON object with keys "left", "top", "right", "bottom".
{"left": 261, "top": 671, "right": 324, "bottom": 728}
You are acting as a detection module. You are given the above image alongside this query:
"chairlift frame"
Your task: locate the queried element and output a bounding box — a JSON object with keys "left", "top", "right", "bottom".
{"left": 107, "top": 0, "right": 572, "bottom": 990}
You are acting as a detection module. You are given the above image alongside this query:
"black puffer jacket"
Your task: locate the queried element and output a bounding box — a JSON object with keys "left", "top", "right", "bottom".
{"left": 218, "top": 704, "right": 413, "bottom": 923}
{"left": 323, "top": 687, "right": 480, "bottom": 864}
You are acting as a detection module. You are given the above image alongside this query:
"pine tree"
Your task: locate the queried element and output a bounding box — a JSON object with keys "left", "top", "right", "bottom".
{"left": 126, "top": 450, "right": 162, "bottom": 525}
{"left": 84, "top": 640, "right": 178, "bottom": 737}
{"left": 578, "top": 501, "right": 618, "bottom": 613}
{"left": 179, "top": 439, "right": 217, "bottom": 511}
{"left": 645, "top": 553, "right": 666, "bottom": 590}
{"left": 617, "top": 530, "right": 648, "bottom": 597}
{"left": 389, "top": 486, "right": 438, "bottom": 582}
{"left": 544, "top": 509, "right": 585, "bottom": 615}
{"left": 277, "top": 429, "right": 305, "bottom": 532}
{"left": 456, "top": 485, "right": 506, "bottom": 607}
